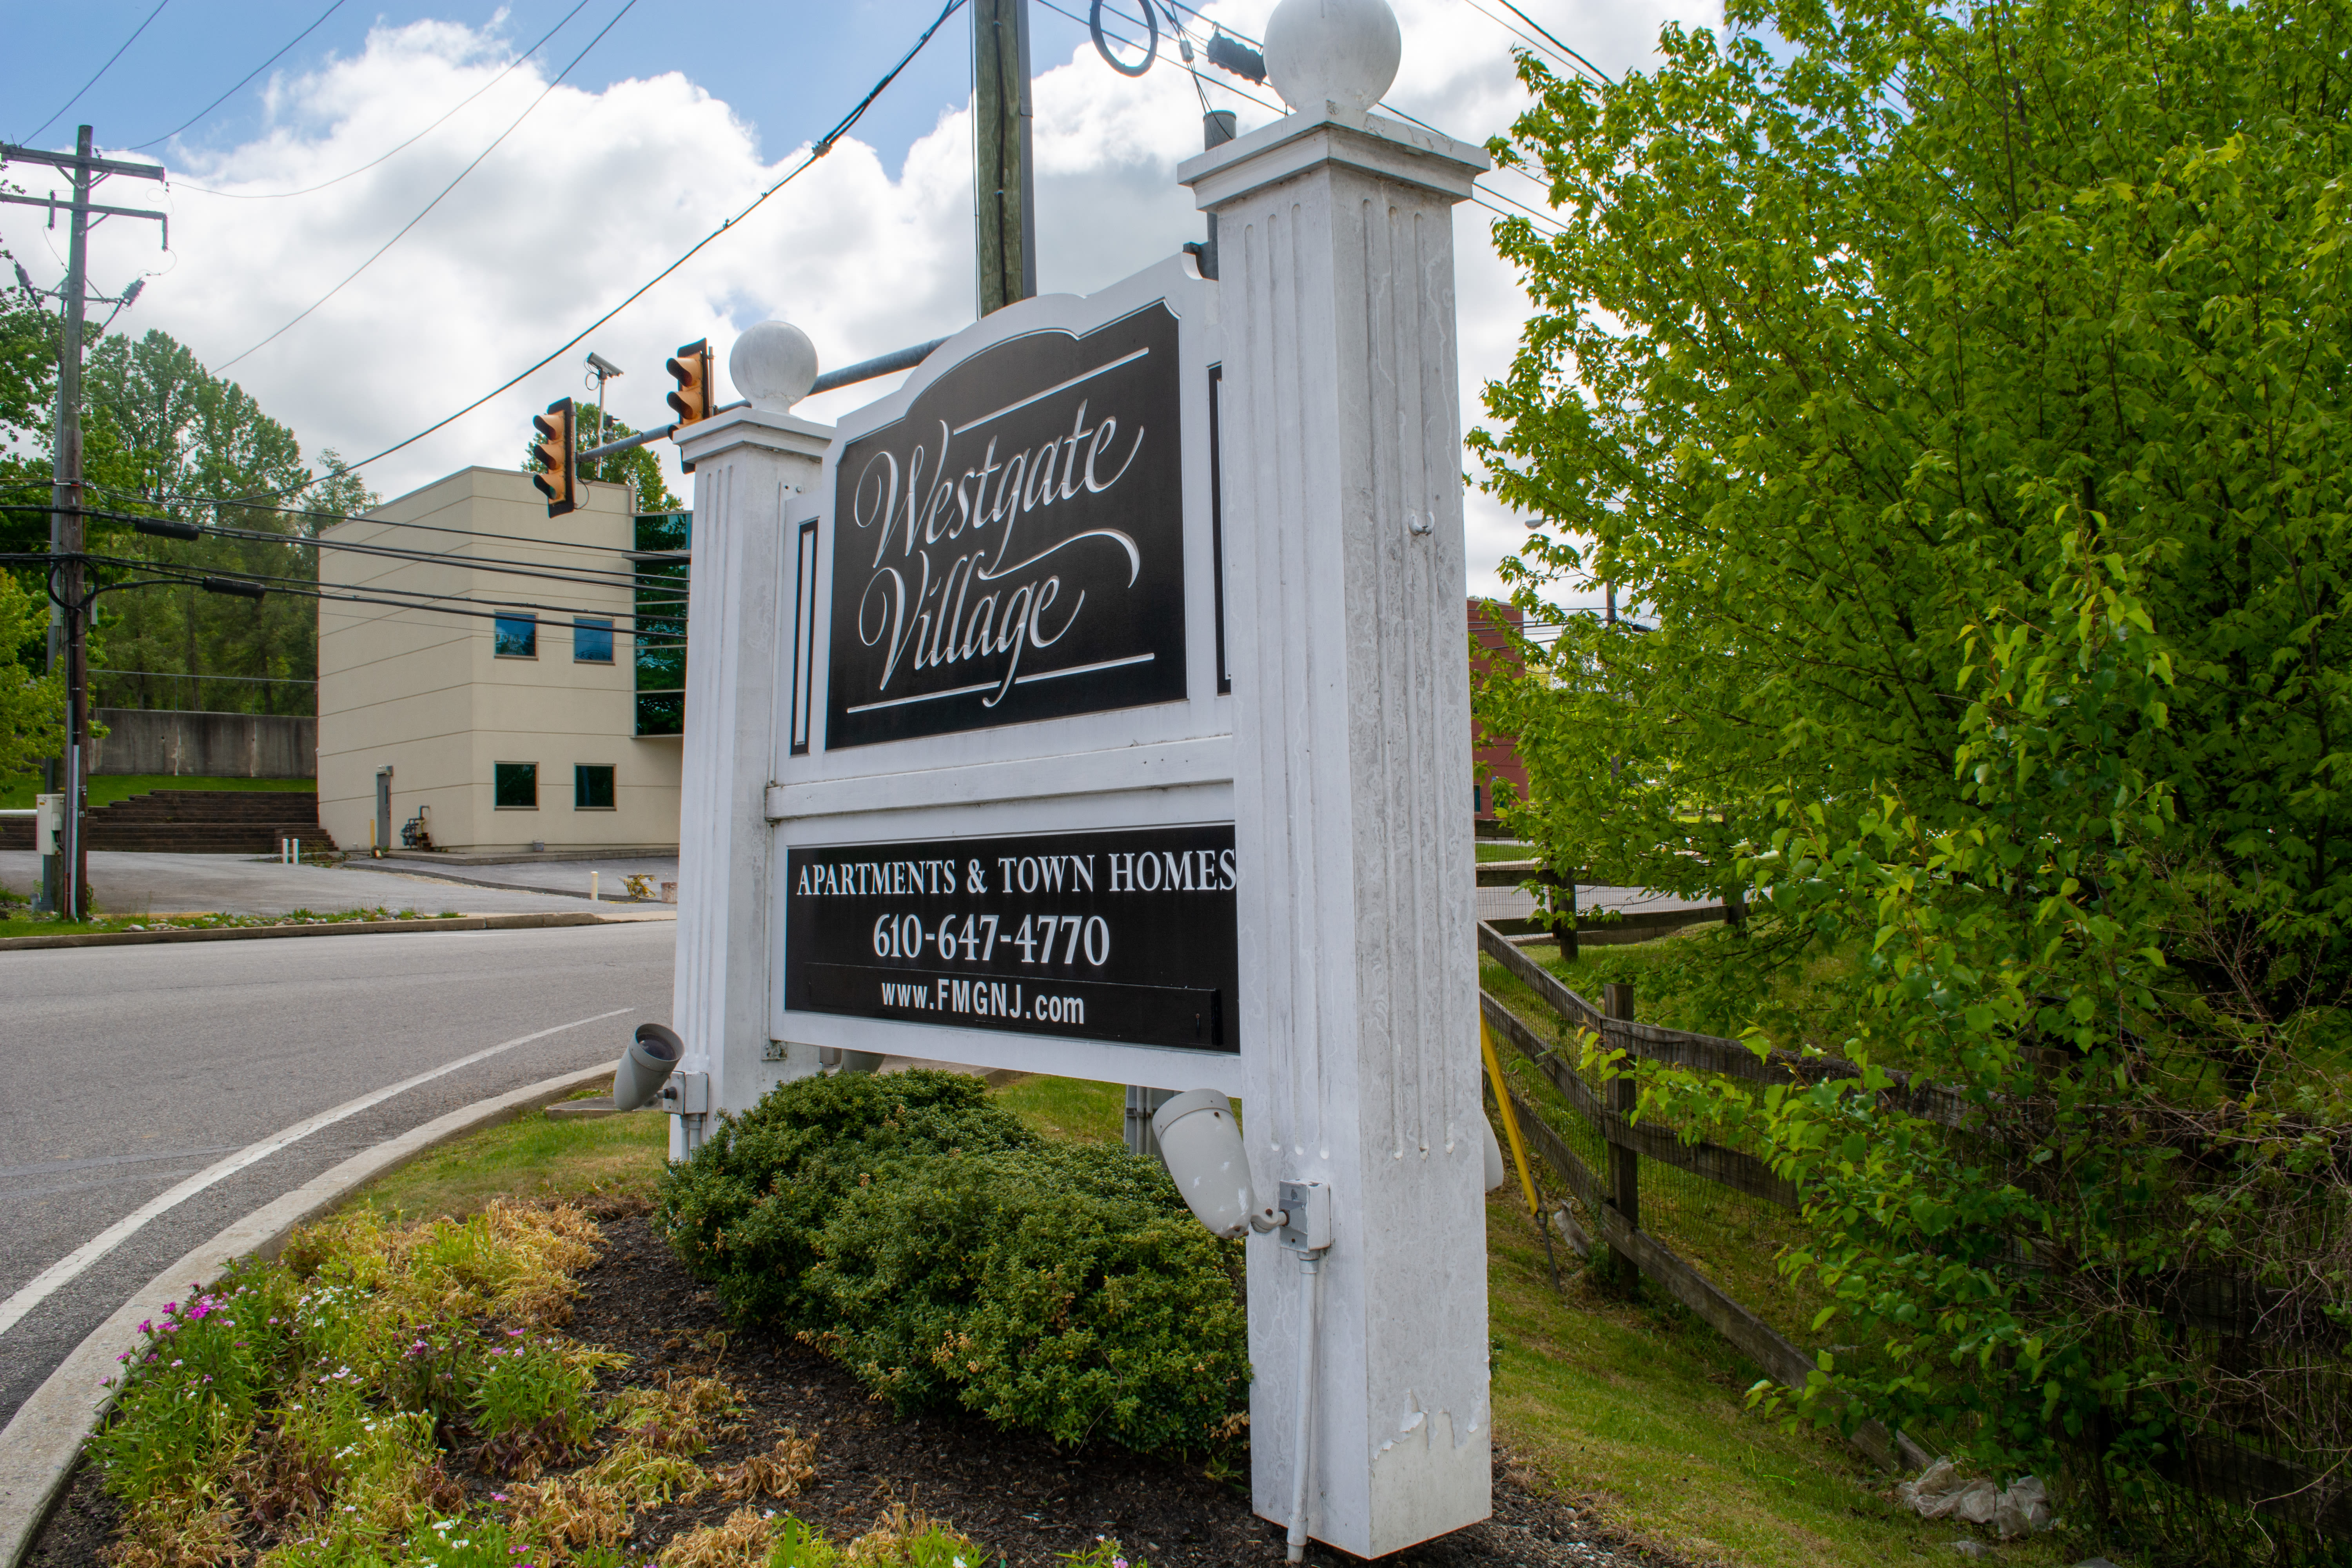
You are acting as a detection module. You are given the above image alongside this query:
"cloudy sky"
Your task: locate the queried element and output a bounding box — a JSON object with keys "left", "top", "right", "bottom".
{"left": 3, "top": 0, "right": 1710, "bottom": 595}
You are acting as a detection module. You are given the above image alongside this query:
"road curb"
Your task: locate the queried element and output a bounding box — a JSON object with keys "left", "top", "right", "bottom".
{"left": 339, "top": 858, "right": 674, "bottom": 906}
{"left": 0, "top": 1062, "right": 619, "bottom": 1568}
{"left": 0, "top": 910, "right": 675, "bottom": 953}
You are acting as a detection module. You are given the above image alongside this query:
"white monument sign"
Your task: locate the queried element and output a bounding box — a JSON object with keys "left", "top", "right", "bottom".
{"left": 666, "top": 0, "right": 1491, "bottom": 1553}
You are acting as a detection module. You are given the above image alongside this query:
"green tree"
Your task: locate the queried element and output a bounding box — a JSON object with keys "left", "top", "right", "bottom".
{"left": 1474, "top": 0, "right": 2351, "bottom": 1546}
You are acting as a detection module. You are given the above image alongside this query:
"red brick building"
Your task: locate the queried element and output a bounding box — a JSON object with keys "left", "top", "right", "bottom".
{"left": 1468, "top": 599, "right": 1529, "bottom": 823}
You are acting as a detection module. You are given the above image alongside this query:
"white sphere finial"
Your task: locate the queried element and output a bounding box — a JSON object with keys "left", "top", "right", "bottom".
{"left": 1264, "top": 0, "right": 1402, "bottom": 118}
{"left": 728, "top": 320, "right": 818, "bottom": 412}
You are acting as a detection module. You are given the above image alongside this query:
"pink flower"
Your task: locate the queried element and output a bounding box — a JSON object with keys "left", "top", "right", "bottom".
{"left": 162, "top": 1302, "right": 178, "bottom": 1316}
{"left": 136, "top": 1321, "right": 152, "bottom": 1335}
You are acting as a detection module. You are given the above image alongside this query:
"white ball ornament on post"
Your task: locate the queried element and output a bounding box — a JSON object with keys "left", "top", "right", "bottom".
{"left": 727, "top": 320, "right": 819, "bottom": 413}
{"left": 1263, "top": 0, "right": 1402, "bottom": 118}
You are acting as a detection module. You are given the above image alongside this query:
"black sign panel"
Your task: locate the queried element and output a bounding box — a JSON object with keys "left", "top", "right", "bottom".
{"left": 825, "top": 303, "right": 1187, "bottom": 749}
{"left": 783, "top": 824, "right": 1237, "bottom": 1053}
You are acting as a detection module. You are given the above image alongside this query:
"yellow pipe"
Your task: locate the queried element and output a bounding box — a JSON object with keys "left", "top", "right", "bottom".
{"left": 1481, "top": 1014, "right": 1543, "bottom": 1221}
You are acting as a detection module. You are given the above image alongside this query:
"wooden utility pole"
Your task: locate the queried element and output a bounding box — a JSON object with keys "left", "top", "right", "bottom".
{"left": 0, "top": 126, "right": 168, "bottom": 918}
{"left": 972, "top": 0, "right": 1036, "bottom": 315}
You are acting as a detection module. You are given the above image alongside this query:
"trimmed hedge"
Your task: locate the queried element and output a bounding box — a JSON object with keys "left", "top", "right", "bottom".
{"left": 655, "top": 1071, "right": 1248, "bottom": 1454}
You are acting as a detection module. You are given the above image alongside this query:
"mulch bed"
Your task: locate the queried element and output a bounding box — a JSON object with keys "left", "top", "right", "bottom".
{"left": 29, "top": 1204, "right": 1679, "bottom": 1568}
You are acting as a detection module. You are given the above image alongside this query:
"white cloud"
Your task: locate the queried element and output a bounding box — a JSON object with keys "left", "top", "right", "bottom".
{"left": 19, "top": 0, "right": 1711, "bottom": 590}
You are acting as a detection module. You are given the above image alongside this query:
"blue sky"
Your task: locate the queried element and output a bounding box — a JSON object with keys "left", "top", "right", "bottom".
{"left": 6, "top": 1, "right": 983, "bottom": 174}
{"left": 2, "top": 0, "right": 1713, "bottom": 591}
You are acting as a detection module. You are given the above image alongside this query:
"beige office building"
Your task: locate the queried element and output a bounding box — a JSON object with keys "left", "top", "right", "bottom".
{"left": 316, "top": 467, "right": 686, "bottom": 855}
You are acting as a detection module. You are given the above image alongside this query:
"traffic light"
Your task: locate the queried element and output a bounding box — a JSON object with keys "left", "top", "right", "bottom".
{"left": 666, "top": 339, "right": 715, "bottom": 428}
{"left": 532, "top": 397, "right": 577, "bottom": 517}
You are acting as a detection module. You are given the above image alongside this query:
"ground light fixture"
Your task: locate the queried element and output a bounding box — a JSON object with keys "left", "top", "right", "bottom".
{"left": 1152, "top": 1090, "right": 1337, "bottom": 1562}
{"left": 612, "top": 1022, "right": 682, "bottom": 1111}
{"left": 1152, "top": 1089, "right": 1513, "bottom": 1560}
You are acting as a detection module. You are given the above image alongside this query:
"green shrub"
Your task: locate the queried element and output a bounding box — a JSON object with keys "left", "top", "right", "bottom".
{"left": 655, "top": 1070, "right": 1030, "bottom": 1325}
{"left": 813, "top": 1142, "right": 1247, "bottom": 1452}
{"left": 657, "top": 1072, "right": 1249, "bottom": 1455}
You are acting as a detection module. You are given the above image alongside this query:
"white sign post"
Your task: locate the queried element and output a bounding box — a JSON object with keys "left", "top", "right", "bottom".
{"left": 1181, "top": 23, "right": 1495, "bottom": 1556}
{"left": 666, "top": 0, "right": 1493, "bottom": 1551}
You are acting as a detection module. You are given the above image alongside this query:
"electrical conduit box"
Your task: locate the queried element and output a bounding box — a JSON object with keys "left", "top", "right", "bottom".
{"left": 34, "top": 793, "right": 62, "bottom": 856}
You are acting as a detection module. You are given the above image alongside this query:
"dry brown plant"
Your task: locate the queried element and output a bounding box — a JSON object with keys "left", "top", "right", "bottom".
{"left": 507, "top": 1478, "right": 631, "bottom": 1562}
{"left": 102, "top": 1503, "right": 241, "bottom": 1568}
{"left": 714, "top": 1430, "right": 818, "bottom": 1502}
{"left": 655, "top": 1507, "right": 771, "bottom": 1568}
{"left": 841, "top": 1500, "right": 973, "bottom": 1566}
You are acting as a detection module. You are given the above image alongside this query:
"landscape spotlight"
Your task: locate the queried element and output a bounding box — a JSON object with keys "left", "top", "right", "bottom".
{"left": 612, "top": 1022, "right": 682, "bottom": 1111}
{"left": 1151, "top": 1089, "right": 1284, "bottom": 1238}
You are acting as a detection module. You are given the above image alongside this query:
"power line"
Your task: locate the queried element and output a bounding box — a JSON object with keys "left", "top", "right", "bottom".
{"left": 84, "top": 552, "right": 688, "bottom": 640}
{"left": 216, "top": 0, "right": 643, "bottom": 371}
{"left": 80, "top": 479, "right": 652, "bottom": 558}
{"left": 167, "top": 0, "right": 593, "bottom": 199}
{"left": 1485, "top": 0, "right": 1616, "bottom": 86}
{"left": 24, "top": 0, "right": 172, "bottom": 144}
{"left": 133, "top": 0, "right": 353, "bottom": 151}
{"left": 26, "top": 502, "right": 664, "bottom": 595}
{"left": 198, "top": 0, "right": 969, "bottom": 510}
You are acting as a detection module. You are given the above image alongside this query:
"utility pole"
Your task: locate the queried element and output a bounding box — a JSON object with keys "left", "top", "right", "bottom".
{"left": 972, "top": 0, "right": 1036, "bottom": 315}
{"left": 1, "top": 126, "right": 168, "bottom": 920}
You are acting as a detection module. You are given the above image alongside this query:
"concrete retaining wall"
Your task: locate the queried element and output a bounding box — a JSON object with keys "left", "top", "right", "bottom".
{"left": 91, "top": 709, "right": 316, "bottom": 778}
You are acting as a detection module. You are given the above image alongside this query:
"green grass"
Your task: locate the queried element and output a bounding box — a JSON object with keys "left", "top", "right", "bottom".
{"left": 354, "top": 1088, "right": 670, "bottom": 1220}
{"left": 0, "top": 905, "right": 464, "bottom": 940}
{"left": 0, "top": 773, "right": 316, "bottom": 810}
{"left": 1476, "top": 840, "right": 1536, "bottom": 861}
{"left": 987, "top": 1071, "right": 1126, "bottom": 1143}
{"left": 1487, "top": 1195, "right": 2073, "bottom": 1568}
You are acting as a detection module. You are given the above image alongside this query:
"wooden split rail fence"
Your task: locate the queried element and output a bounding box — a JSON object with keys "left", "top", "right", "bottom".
{"left": 1475, "top": 860, "right": 1740, "bottom": 955}
{"left": 1474, "top": 916, "right": 2352, "bottom": 1530}
{"left": 1473, "top": 917, "right": 1923, "bottom": 1473}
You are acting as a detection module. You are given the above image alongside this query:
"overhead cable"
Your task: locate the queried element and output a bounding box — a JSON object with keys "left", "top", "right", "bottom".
{"left": 168, "top": 0, "right": 593, "bottom": 199}
{"left": 195, "top": 0, "right": 969, "bottom": 510}
{"left": 216, "top": 0, "right": 643, "bottom": 370}
{"left": 23, "top": 0, "right": 172, "bottom": 144}
{"left": 81, "top": 479, "right": 655, "bottom": 557}
{"left": 134, "top": 0, "right": 354, "bottom": 151}
{"left": 82, "top": 553, "right": 687, "bottom": 639}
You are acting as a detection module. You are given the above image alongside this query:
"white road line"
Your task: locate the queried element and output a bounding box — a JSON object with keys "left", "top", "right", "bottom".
{"left": 0, "top": 1006, "right": 632, "bottom": 1340}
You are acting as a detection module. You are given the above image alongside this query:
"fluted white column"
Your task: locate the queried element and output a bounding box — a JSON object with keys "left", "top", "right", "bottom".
{"left": 670, "top": 408, "right": 832, "bottom": 1156}
{"left": 1185, "top": 107, "right": 1492, "bottom": 1558}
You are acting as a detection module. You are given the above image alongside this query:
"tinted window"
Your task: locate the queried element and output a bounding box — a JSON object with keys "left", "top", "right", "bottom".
{"left": 494, "top": 614, "right": 537, "bottom": 658}
{"left": 575, "top": 764, "right": 615, "bottom": 810}
{"left": 573, "top": 618, "right": 614, "bottom": 663}
{"left": 494, "top": 762, "right": 537, "bottom": 809}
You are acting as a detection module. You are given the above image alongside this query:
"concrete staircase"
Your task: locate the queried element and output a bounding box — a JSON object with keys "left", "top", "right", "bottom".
{"left": 0, "top": 790, "right": 322, "bottom": 855}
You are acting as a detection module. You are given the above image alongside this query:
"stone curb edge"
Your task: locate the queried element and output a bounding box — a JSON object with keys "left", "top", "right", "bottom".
{"left": 0, "top": 911, "right": 675, "bottom": 953}
{"left": 0, "top": 1061, "right": 619, "bottom": 1568}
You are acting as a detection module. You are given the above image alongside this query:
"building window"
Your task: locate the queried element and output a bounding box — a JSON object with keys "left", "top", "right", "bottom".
{"left": 574, "top": 764, "right": 616, "bottom": 811}
{"left": 494, "top": 762, "right": 538, "bottom": 809}
{"left": 573, "top": 617, "right": 615, "bottom": 663}
{"left": 634, "top": 512, "right": 690, "bottom": 736}
{"left": 494, "top": 613, "right": 537, "bottom": 658}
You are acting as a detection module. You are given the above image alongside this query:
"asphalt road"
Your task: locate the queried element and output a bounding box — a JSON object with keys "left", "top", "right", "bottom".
{"left": 0, "top": 920, "right": 675, "bottom": 1428}
{"left": 0, "top": 850, "right": 604, "bottom": 918}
